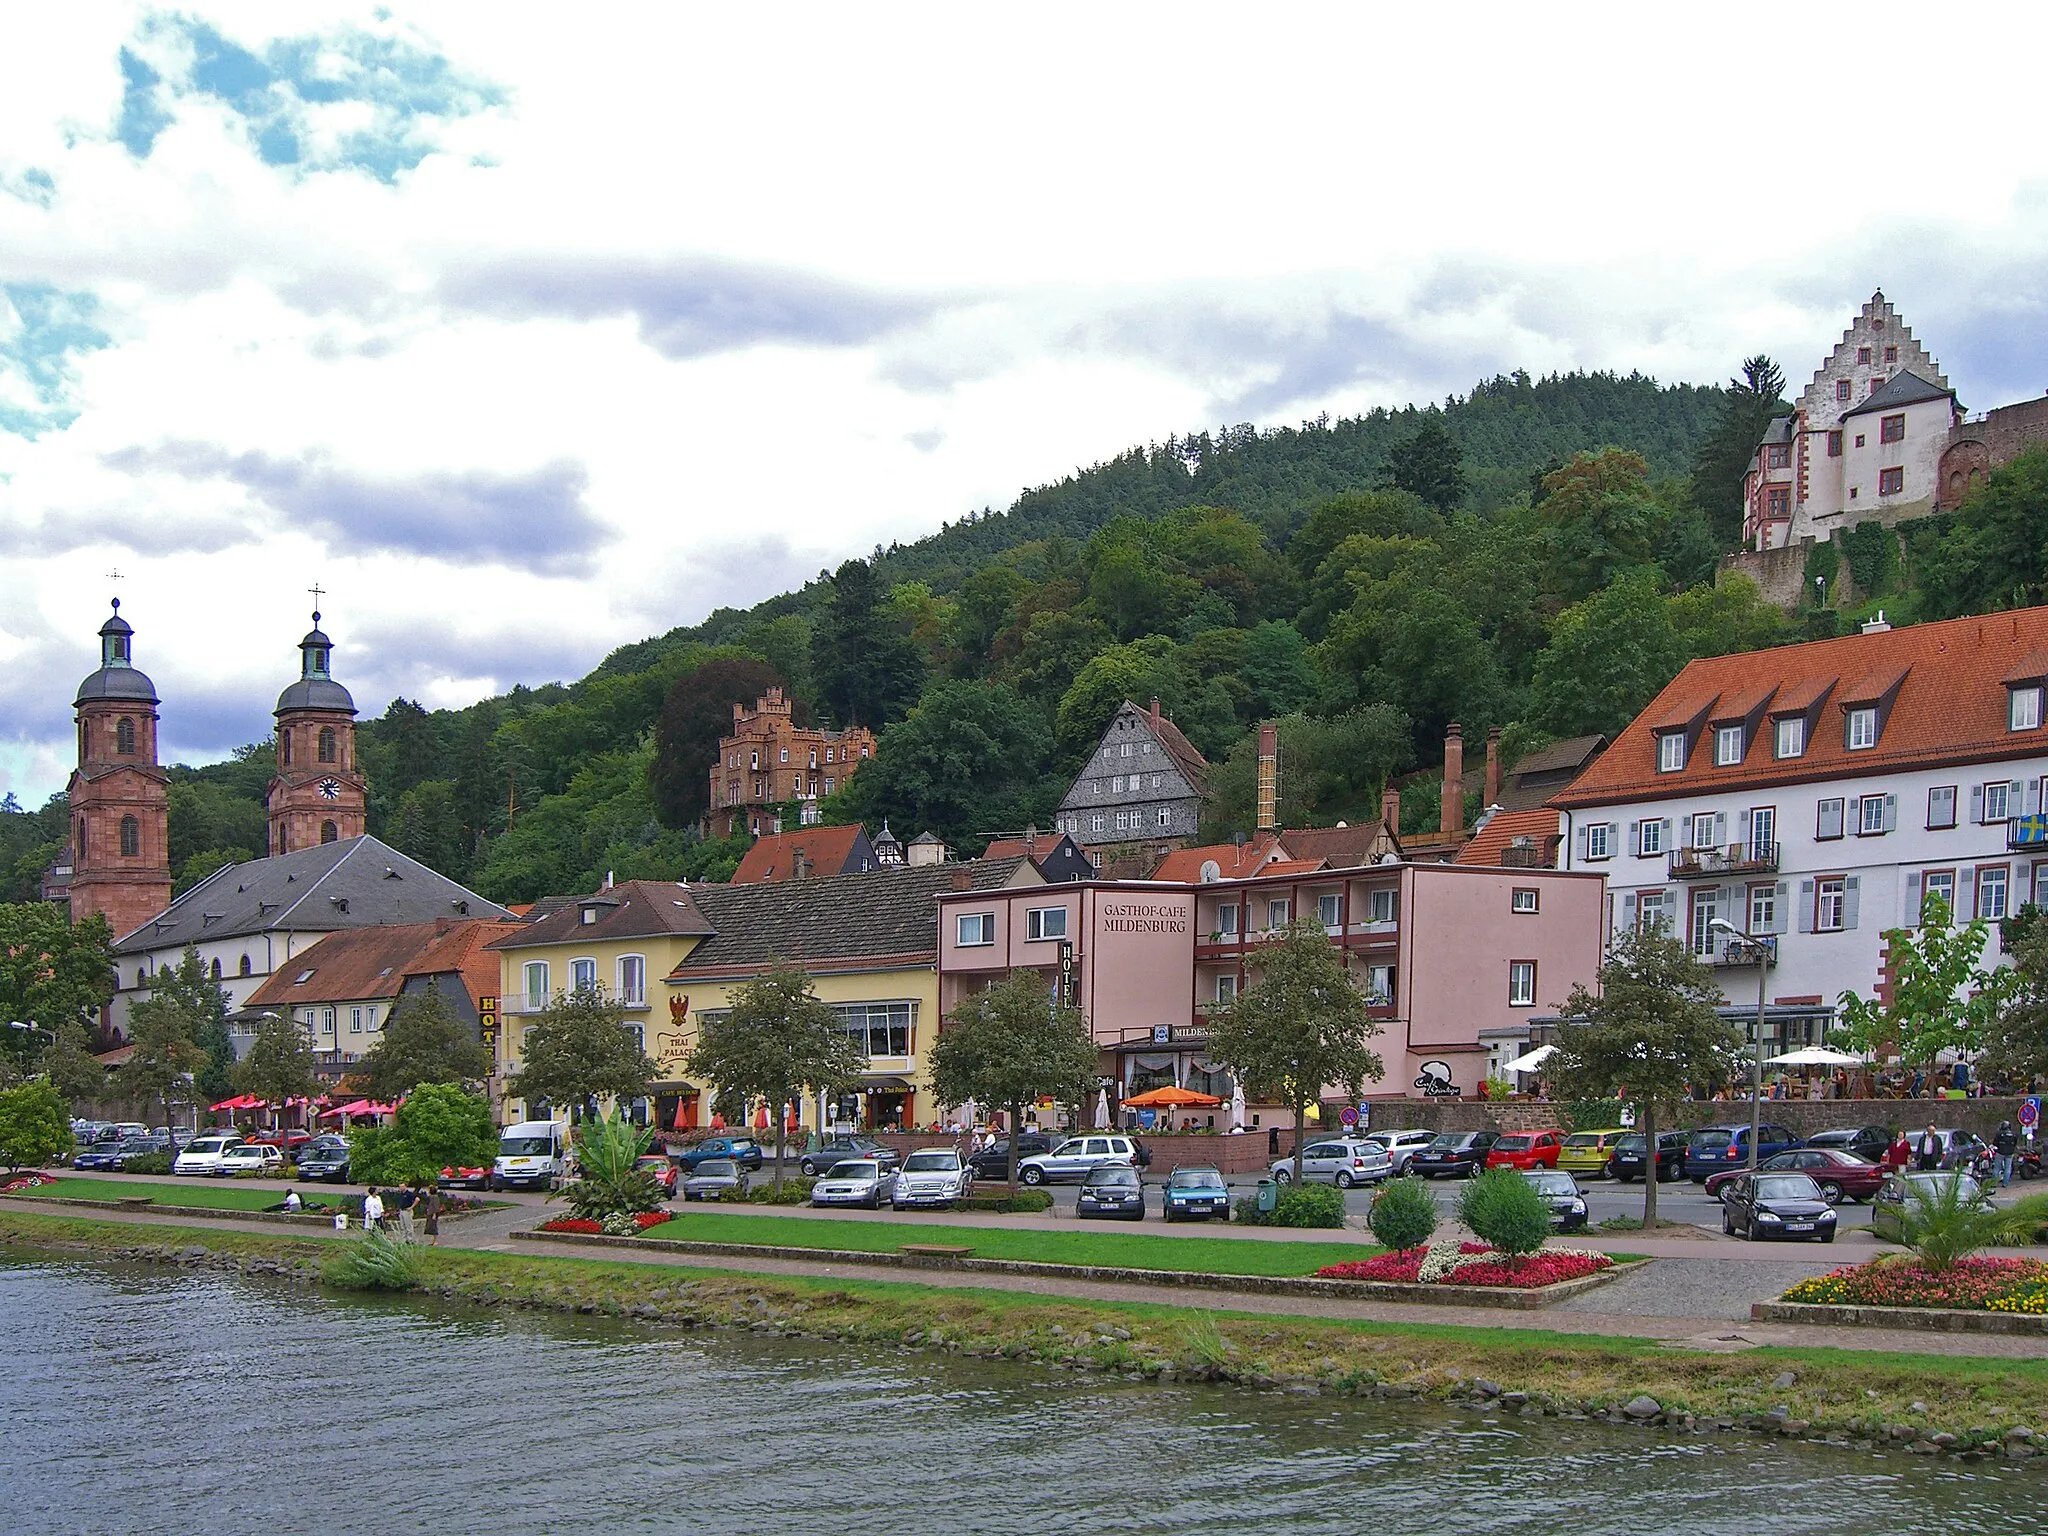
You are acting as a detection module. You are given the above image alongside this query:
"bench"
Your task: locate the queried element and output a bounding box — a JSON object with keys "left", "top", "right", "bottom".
{"left": 900, "top": 1243, "right": 974, "bottom": 1263}
{"left": 115, "top": 1196, "right": 155, "bottom": 1211}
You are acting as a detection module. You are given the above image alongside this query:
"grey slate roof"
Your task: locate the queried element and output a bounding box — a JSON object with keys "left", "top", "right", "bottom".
{"left": 671, "top": 857, "right": 1036, "bottom": 973}
{"left": 276, "top": 676, "right": 357, "bottom": 714}
{"left": 484, "top": 879, "right": 717, "bottom": 952}
{"left": 76, "top": 666, "right": 160, "bottom": 706}
{"left": 1842, "top": 370, "right": 1954, "bottom": 420}
{"left": 112, "top": 834, "right": 511, "bottom": 953}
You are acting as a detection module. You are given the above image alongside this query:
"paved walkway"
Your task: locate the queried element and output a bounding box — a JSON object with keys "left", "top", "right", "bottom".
{"left": 11, "top": 1192, "right": 2046, "bottom": 1360}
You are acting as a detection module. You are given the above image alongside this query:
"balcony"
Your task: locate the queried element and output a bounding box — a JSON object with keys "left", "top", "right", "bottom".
{"left": 2009, "top": 814, "right": 2048, "bottom": 851}
{"left": 1697, "top": 934, "right": 1778, "bottom": 968}
{"left": 1669, "top": 842, "right": 1779, "bottom": 880}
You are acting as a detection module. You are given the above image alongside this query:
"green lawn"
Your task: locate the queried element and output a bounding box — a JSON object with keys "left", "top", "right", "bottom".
{"left": 10, "top": 1177, "right": 352, "bottom": 1213}
{"left": 617, "top": 1210, "right": 1379, "bottom": 1278}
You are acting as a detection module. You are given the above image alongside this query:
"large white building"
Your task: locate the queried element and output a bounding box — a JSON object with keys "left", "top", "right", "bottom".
{"left": 1742, "top": 292, "right": 1957, "bottom": 551}
{"left": 1551, "top": 609, "right": 2048, "bottom": 1045}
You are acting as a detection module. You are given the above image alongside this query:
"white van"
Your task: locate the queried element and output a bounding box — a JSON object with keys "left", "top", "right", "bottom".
{"left": 172, "top": 1135, "right": 245, "bottom": 1176}
{"left": 492, "top": 1121, "right": 568, "bottom": 1190}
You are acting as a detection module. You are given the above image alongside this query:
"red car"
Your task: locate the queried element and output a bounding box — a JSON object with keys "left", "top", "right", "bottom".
{"left": 636, "top": 1154, "right": 679, "bottom": 1198}
{"left": 249, "top": 1129, "right": 311, "bottom": 1153}
{"left": 438, "top": 1163, "right": 492, "bottom": 1189}
{"left": 1705, "top": 1147, "right": 1886, "bottom": 1205}
{"left": 1484, "top": 1130, "right": 1564, "bottom": 1170}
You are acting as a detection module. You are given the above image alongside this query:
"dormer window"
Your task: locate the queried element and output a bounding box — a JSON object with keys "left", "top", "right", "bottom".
{"left": 2010, "top": 686, "right": 2042, "bottom": 732}
{"left": 1846, "top": 706, "right": 1877, "bottom": 750}
{"left": 1774, "top": 717, "right": 1804, "bottom": 759}
{"left": 581, "top": 906, "right": 599, "bottom": 925}
{"left": 1714, "top": 725, "right": 1744, "bottom": 766}
{"left": 1657, "top": 732, "right": 1686, "bottom": 773}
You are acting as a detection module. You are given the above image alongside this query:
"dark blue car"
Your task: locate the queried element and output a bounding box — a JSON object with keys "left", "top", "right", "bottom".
{"left": 672, "top": 1136, "right": 766, "bottom": 1172}
{"left": 1684, "top": 1122, "right": 1802, "bottom": 1182}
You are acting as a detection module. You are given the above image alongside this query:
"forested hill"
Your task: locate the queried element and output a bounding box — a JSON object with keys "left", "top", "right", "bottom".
{"left": 4, "top": 365, "right": 1778, "bottom": 908}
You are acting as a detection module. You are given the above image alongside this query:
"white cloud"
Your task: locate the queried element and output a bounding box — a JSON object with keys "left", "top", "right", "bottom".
{"left": 5, "top": 3, "right": 2048, "bottom": 799}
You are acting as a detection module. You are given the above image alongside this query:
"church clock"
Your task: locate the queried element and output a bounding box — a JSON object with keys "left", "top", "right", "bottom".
{"left": 317, "top": 777, "right": 342, "bottom": 800}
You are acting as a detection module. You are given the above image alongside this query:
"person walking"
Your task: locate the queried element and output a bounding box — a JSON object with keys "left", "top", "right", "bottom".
{"left": 394, "top": 1183, "right": 418, "bottom": 1241}
{"left": 1883, "top": 1128, "right": 1911, "bottom": 1175}
{"left": 1916, "top": 1124, "right": 1944, "bottom": 1172}
{"left": 423, "top": 1185, "right": 443, "bottom": 1247}
{"left": 1993, "top": 1120, "right": 2019, "bottom": 1187}
{"left": 362, "top": 1187, "right": 385, "bottom": 1233}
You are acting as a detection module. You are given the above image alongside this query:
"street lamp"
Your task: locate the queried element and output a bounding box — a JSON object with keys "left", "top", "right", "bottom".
{"left": 7, "top": 1020, "right": 55, "bottom": 1042}
{"left": 1709, "top": 918, "right": 1772, "bottom": 1169}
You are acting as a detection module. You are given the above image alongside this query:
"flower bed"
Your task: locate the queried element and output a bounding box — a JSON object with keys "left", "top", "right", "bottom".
{"left": 1783, "top": 1257, "right": 2048, "bottom": 1315}
{"left": 1318, "top": 1241, "right": 1614, "bottom": 1289}
{"left": 537, "top": 1212, "right": 675, "bottom": 1236}
{"left": 1, "top": 1173, "right": 58, "bottom": 1193}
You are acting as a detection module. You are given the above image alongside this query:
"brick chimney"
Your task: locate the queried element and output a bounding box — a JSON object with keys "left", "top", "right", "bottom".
{"left": 1484, "top": 726, "right": 1502, "bottom": 808}
{"left": 950, "top": 867, "right": 972, "bottom": 892}
{"left": 791, "top": 847, "right": 810, "bottom": 881}
{"left": 1440, "top": 722, "right": 1463, "bottom": 837}
{"left": 1149, "top": 696, "right": 1162, "bottom": 725}
{"left": 1255, "top": 723, "right": 1279, "bottom": 833}
{"left": 1023, "top": 824, "right": 1038, "bottom": 856}
{"left": 1381, "top": 785, "right": 1401, "bottom": 834}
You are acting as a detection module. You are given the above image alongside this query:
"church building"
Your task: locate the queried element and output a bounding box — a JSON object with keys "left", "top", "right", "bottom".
{"left": 266, "top": 610, "right": 367, "bottom": 854}
{"left": 66, "top": 601, "right": 173, "bottom": 940}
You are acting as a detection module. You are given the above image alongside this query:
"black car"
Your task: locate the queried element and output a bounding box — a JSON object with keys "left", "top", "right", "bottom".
{"left": 72, "top": 1138, "right": 158, "bottom": 1172}
{"left": 1608, "top": 1131, "right": 1687, "bottom": 1182}
{"left": 1523, "top": 1169, "right": 1589, "bottom": 1232}
{"left": 799, "top": 1136, "right": 899, "bottom": 1178}
{"left": 1407, "top": 1131, "right": 1498, "bottom": 1178}
{"left": 1076, "top": 1164, "right": 1146, "bottom": 1221}
{"left": 1804, "top": 1124, "right": 1891, "bottom": 1161}
{"left": 966, "top": 1134, "right": 1056, "bottom": 1181}
{"left": 296, "top": 1144, "right": 352, "bottom": 1183}
{"left": 673, "top": 1136, "right": 766, "bottom": 1172}
{"left": 1719, "top": 1171, "right": 1838, "bottom": 1243}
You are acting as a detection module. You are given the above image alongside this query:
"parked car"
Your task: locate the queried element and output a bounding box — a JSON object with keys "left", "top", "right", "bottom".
{"left": 810, "top": 1159, "right": 898, "bottom": 1209}
{"left": 1076, "top": 1163, "right": 1146, "bottom": 1221}
{"left": 1557, "top": 1129, "right": 1630, "bottom": 1178}
{"left": 1804, "top": 1125, "right": 1892, "bottom": 1161}
{"left": 636, "top": 1154, "right": 679, "bottom": 1198}
{"left": 1161, "top": 1166, "right": 1231, "bottom": 1221}
{"left": 1271, "top": 1137, "right": 1390, "bottom": 1188}
{"left": 675, "top": 1136, "right": 766, "bottom": 1172}
{"left": 1017, "top": 1135, "right": 1140, "bottom": 1185}
{"left": 296, "top": 1143, "right": 352, "bottom": 1183}
{"left": 1719, "top": 1171, "right": 1838, "bottom": 1242}
{"left": 1523, "top": 1170, "right": 1590, "bottom": 1232}
{"left": 493, "top": 1121, "right": 570, "bottom": 1191}
{"left": 681, "top": 1158, "right": 748, "bottom": 1201}
{"left": 1408, "top": 1131, "right": 1498, "bottom": 1179}
{"left": 1361, "top": 1129, "right": 1436, "bottom": 1176}
{"left": 966, "top": 1134, "right": 1056, "bottom": 1181}
{"left": 211, "top": 1144, "right": 285, "bottom": 1178}
{"left": 1684, "top": 1123, "right": 1802, "bottom": 1182}
{"left": 799, "top": 1136, "right": 898, "bottom": 1178}
{"left": 1870, "top": 1171, "right": 1990, "bottom": 1245}
{"left": 108, "top": 1121, "right": 150, "bottom": 1142}
{"left": 248, "top": 1129, "right": 311, "bottom": 1155}
{"left": 438, "top": 1161, "right": 492, "bottom": 1190}
{"left": 1484, "top": 1130, "right": 1565, "bottom": 1171}
{"left": 1705, "top": 1147, "right": 1885, "bottom": 1205}
{"left": 891, "top": 1148, "right": 974, "bottom": 1210}
{"left": 70, "top": 1119, "right": 116, "bottom": 1145}
{"left": 171, "top": 1135, "right": 245, "bottom": 1175}
{"left": 72, "top": 1138, "right": 158, "bottom": 1172}
{"left": 1608, "top": 1131, "right": 1688, "bottom": 1182}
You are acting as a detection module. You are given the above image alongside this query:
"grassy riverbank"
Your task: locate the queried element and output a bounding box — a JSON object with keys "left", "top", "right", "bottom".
{"left": 3, "top": 1208, "right": 2044, "bottom": 1452}
{"left": 8, "top": 1177, "right": 347, "bottom": 1212}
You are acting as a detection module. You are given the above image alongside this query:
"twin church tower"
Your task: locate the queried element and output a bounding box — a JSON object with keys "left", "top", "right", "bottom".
{"left": 67, "top": 600, "right": 368, "bottom": 939}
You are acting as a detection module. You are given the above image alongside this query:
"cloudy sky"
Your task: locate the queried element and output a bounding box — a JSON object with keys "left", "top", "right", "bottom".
{"left": 6, "top": 5, "right": 2048, "bottom": 802}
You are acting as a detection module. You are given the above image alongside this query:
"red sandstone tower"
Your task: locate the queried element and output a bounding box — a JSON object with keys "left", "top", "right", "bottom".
{"left": 67, "top": 600, "right": 172, "bottom": 939}
{"left": 266, "top": 611, "right": 366, "bottom": 855}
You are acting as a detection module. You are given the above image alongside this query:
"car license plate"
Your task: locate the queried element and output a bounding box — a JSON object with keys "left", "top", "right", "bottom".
{"left": 1785, "top": 1222, "right": 1812, "bottom": 1231}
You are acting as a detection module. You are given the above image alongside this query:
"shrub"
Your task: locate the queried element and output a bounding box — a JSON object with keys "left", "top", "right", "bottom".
{"left": 119, "top": 1153, "right": 171, "bottom": 1176}
{"left": 323, "top": 1230, "right": 428, "bottom": 1291}
{"left": 557, "top": 1112, "right": 663, "bottom": 1222}
{"left": 1457, "top": 1167, "right": 1551, "bottom": 1259}
{"left": 739, "top": 1176, "right": 815, "bottom": 1205}
{"left": 1269, "top": 1183, "right": 1346, "bottom": 1229}
{"left": 958, "top": 1190, "right": 1053, "bottom": 1213}
{"left": 1367, "top": 1176, "right": 1438, "bottom": 1252}
{"left": 0, "top": 1079, "right": 72, "bottom": 1172}
{"left": 1900, "top": 1175, "right": 2028, "bottom": 1272}
{"left": 1560, "top": 1099, "right": 1626, "bottom": 1133}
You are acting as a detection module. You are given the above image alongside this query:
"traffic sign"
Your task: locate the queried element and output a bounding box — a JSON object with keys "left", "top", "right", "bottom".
{"left": 1339, "top": 1106, "right": 1359, "bottom": 1127}
{"left": 2021, "top": 1097, "right": 2040, "bottom": 1130}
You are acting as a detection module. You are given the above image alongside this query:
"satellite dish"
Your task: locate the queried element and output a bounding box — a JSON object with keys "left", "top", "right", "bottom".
{"left": 1199, "top": 860, "right": 1222, "bottom": 883}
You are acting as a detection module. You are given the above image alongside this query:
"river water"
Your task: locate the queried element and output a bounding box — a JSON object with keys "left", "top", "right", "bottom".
{"left": 5, "top": 1253, "right": 2040, "bottom": 1535}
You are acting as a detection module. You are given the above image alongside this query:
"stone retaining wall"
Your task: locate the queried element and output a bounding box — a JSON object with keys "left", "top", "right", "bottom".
{"left": 1357, "top": 1097, "right": 2033, "bottom": 1139}
{"left": 1752, "top": 1299, "right": 2048, "bottom": 1336}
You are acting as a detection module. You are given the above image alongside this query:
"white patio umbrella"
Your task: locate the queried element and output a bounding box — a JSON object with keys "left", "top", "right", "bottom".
{"left": 1765, "top": 1046, "right": 1866, "bottom": 1066}
{"left": 1095, "top": 1088, "right": 1111, "bottom": 1128}
{"left": 1230, "top": 1080, "right": 1247, "bottom": 1131}
{"left": 1499, "top": 1044, "right": 1556, "bottom": 1074}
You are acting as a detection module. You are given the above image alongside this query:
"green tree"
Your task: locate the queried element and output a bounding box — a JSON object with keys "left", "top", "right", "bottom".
{"left": 506, "top": 986, "right": 657, "bottom": 1121}
{"left": 1003, "top": 608, "right": 1114, "bottom": 711}
{"left": 0, "top": 904, "right": 115, "bottom": 1069}
{"left": 1205, "top": 920, "right": 1384, "bottom": 1184}
{"left": 1537, "top": 449, "right": 1664, "bottom": 602}
{"left": 1382, "top": 417, "right": 1467, "bottom": 511}
{"left": 950, "top": 564, "right": 1035, "bottom": 673}
{"left": 1530, "top": 569, "right": 1689, "bottom": 738}
{"left": 1920, "top": 447, "right": 2048, "bottom": 617}
{"left": 1835, "top": 894, "right": 2007, "bottom": 1079}
{"left": 1285, "top": 489, "right": 1437, "bottom": 580}
{"left": 1198, "top": 706, "right": 1411, "bottom": 836}
{"left": 683, "top": 959, "right": 867, "bottom": 1192}
{"left": 648, "top": 655, "right": 788, "bottom": 829}
{"left": 1690, "top": 355, "right": 1787, "bottom": 548}
{"left": 830, "top": 681, "right": 1052, "bottom": 849}
{"left": 929, "top": 970, "right": 1099, "bottom": 1188}
{"left": 1989, "top": 907, "right": 2048, "bottom": 1081}
{"left": 1547, "top": 926, "right": 1741, "bottom": 1227}
{"left": 348, "top": 1082, "right": 498, "bottom": 1187}
{"left": 357, "top": 981, "right": 494, "bottom": 1102}
{"left": 1238, "top": 621, "right": 1319, "bottom": 717}
{"left": 1666, "top": 573, "right": 1796, "bottom": 659}
{"left": 235, "top": 1010, "right": 318, "bottom": 1124}
{"left": 117, "top": 992, "right": 211, "bottom": 1157}
{"left": 811, "top": 557, "right": 927, "bottom": 729}
{"left": 390, "top": 778, "right": 466, "bottom": 877}
{"left": 0, "top": 1077, "right": 72, "bottom": 1171}
{"left": 1053, "top": 638, "right": 1186, "bottom": 756}
{"left": 141, "top": 946, "right": 236, "bottom": 1105}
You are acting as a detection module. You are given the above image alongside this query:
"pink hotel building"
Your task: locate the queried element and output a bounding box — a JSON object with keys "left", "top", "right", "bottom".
{"left": 936, "top": 861, "right": 1604, "bottom": 1117}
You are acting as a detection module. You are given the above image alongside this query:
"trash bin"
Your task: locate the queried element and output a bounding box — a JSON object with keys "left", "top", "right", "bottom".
{"left": 1255, "top": 1177, "right": 1278, "bottom": 1215}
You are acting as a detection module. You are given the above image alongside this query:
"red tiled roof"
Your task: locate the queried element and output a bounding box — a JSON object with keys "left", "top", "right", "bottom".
{"left": 1555, "top": 608, "right": 2048, "bottom": 808}
{"left": 484, "top": 880, "right": 714, "bottom": 951}
{"left": 244, "top": 922, "right": 455, "bottom": 1008}
{"left": 730, "top": 825, "right": 868, "bottom": 885}
{"left": 1150, "top": 835, "right": 1288, "bottom": 883}
{"left": 1455, "top": 808, "right": 1562, "bottom": 866}
{"left": 401, "top": 919, "right": 524, "bottom": 1009}
{"left": 1279, "top": 823, "right": 1396, "bottom": 868}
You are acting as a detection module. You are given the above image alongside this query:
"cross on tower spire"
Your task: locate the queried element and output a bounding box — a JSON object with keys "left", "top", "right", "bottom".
{"left": 308, "top": 582, "right": 324, "bottom": 623}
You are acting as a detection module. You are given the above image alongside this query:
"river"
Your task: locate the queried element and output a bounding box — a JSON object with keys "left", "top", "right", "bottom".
{"left": 5, "top": 1253, "right": 2039, "bottom": 1534}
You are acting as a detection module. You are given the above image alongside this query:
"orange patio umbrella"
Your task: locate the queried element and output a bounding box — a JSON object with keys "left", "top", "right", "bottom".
{"left": 1119, "top": 1086, "right": 1223, "bottom": 1108}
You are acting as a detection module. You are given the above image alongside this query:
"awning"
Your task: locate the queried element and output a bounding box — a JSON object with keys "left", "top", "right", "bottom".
{"left": 1499, "top": 1045, "right": 1556, "bottom": 1074}
{"left": 859, "top": 1076, "right": 913, "bottom": 1092}
{"left": 210, "top": 1094, "right": 265, "bottom": 1111}
{"left": 1121, "top": 1085, "right": 1223, "bottom": 1108}
{"left": 1766, "top": 1047, "right": 1866, "bottom": 1066}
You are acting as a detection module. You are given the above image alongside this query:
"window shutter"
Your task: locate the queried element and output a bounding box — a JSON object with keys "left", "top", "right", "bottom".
{"left": 1843, "top": 876, "right": 1861, "bottom": 930}
{"left": 1772, "top": 881, "right": 1790, "bottom": 934}
{"left": 1621, "top": 892, "right": 1636, "bottom": 930}
{"left": 1971, "top": 785, "right": 1985, "bottom": 824}
{"left": 1883, "top": 793, "right": 1898, "bottom": 832}
{"left": 1737, "top": 809, "right": 1751, "bottom": 845}
{"left": 1956, "top": 869, "right": 1975, "bottom": 920}
{"left": 1713, "top": 811, "right": 1727, "bottom": 846}
{"left": 1575, "top": 825, "right": 1588, "bottom": 863}
{"left": 1904, "top": 871, "right": 1922, "bottom": 926}
{"left": 1628, "top": 820, "right": 1640, "bottom": 854}
{"left": 2010, "top": 780, "right": 2024, "bottom": 808}
{"left": 2029, "top": 780, "right": 2044, "bottom": 818}
{"left": 1660, "top": 818, "right": 1673, "bottom": 849}
{"left": 1797, "top": 879, "right": 1815, "bottom": 933}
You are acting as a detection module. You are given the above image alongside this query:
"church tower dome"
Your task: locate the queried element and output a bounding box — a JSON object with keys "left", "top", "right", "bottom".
{"left": 67, "top": 598, "right": 172, "bottom": 939}
{"left": 266, "top": 607, "right": 367, "bottom": 856}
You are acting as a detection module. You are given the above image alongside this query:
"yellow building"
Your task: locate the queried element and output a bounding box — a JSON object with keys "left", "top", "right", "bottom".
{"left": 486, "top": 860, "right": 1044, "bottom": 1131}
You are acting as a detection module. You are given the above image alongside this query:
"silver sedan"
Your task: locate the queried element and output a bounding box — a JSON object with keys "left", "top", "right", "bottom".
{"left": 810, "top": 1159, "right": 899, "bottom": 1209}
{"left": 892, "top": 1148, "right": 974, "bottom": 1210}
